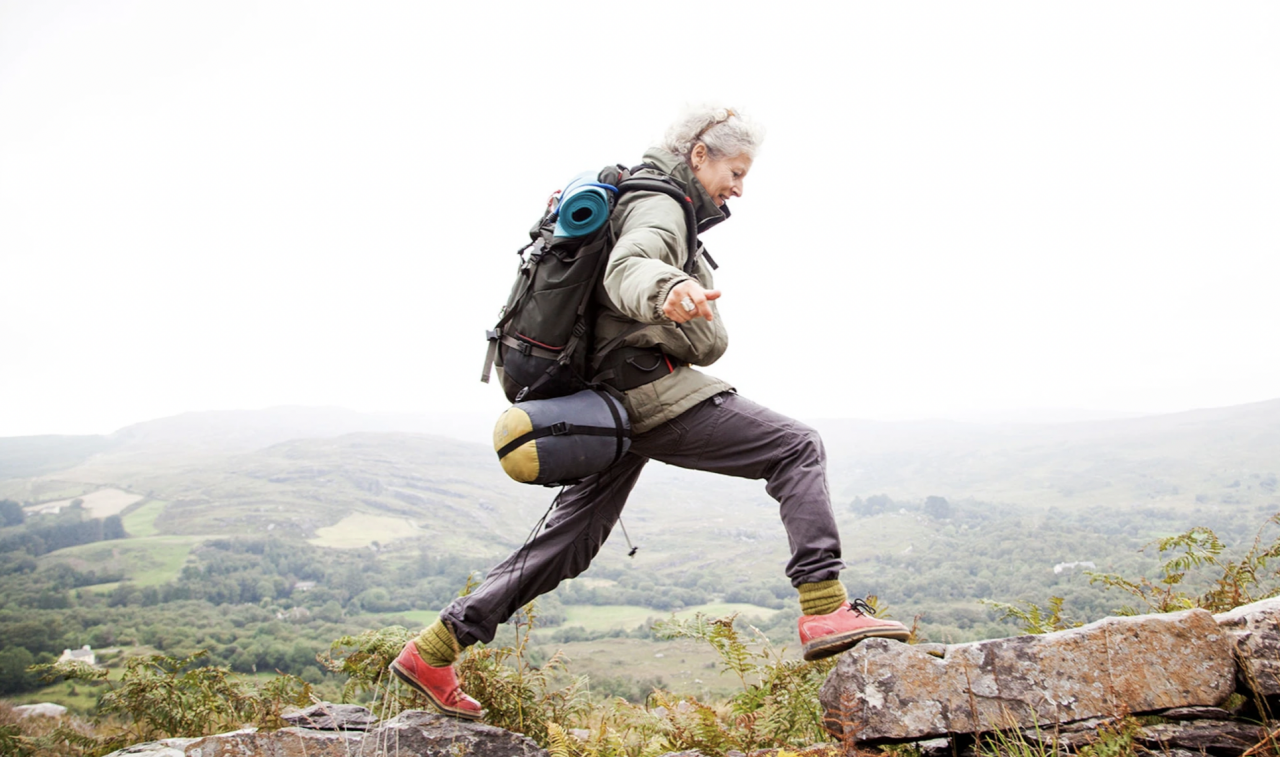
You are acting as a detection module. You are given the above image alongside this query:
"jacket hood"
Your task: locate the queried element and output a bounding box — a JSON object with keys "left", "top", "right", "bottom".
{"left": 640, "top": 148, "right": 730, "bottom": 234}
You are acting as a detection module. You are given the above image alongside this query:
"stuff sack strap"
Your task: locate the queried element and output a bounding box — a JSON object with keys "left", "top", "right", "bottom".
{"left": 496, "top": 390, "right": 627, "bottom": 466}
{"left": 496, "top": 422, "right": 616, "bottom": 460}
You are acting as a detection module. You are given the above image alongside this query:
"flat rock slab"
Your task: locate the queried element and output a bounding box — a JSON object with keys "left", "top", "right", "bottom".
{"left": 1160, "top": 706, "right": 1237, "bottom": 721}
{"left": 1018, "top": 726, "right": 1107, "bottom": 752}
{"left": 104, "top": 712, "right": 548, "bottom": 757}
{"left": 281, "top": 702, "right": 378, "bottom": 730}
{"left": 101, "top": 743, "right": 193, "bottom": 757}
{"left": 820, "top": 608, "right": 1236, "bottom": 742}
{"left": 367, "top": 710, "right": 547, "bottom": 757}
{"left": 1138, "top": 720, "right": 1269, "bottom": 757}
{"left": 1215, "top": 596, "right": 1280, "bottom": 697}
{"left": 148, "top": 727, "right": 360, "bottom": 756}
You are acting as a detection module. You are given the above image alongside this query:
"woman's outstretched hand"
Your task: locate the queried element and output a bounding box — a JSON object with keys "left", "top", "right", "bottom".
{"left": 663, "top": 280, "right": 721, "bottom": 324}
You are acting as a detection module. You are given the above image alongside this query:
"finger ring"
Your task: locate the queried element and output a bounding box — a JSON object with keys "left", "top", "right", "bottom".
{"left": 681, "top": 297, "right": 695, "bottom": 313}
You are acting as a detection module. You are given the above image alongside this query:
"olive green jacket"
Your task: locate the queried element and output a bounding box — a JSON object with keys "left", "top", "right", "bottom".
{"left": 596, "top": 148, "right": 734, "bottom": 434}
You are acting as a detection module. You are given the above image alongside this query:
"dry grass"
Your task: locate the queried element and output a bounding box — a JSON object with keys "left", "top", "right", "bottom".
{"left": 25, "top": 488, "right": 143, "bottom": 518}
{"left": 308, "top": 513, "right": 421, "bottom": 549}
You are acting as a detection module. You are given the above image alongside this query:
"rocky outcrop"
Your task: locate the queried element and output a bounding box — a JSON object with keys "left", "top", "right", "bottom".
{"left": 105, "top": 709, "right": 547, "bottom": 757}
{"left": 820, "top": 608, "right": 1235, "bottom": 742}
{"left": 281, "top": 702, "right": 379, "bottom": 730}
{"left": 1215, "top": 596, "right": 1280, "bottom": 697}
{"left": 363, "top": 710, "right": 546, "bottom": 757}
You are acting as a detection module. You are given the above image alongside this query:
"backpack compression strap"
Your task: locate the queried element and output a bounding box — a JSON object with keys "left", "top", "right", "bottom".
{"left": 615, "top": 176, "right": 701, "bottom": 275}
{"left": 585, "top": 176, "right": 704, "bottom": 378}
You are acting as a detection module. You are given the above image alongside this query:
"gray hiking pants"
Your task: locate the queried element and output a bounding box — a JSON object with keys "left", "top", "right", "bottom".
{"left": 440, "top": 391, "right": 844, "bottom": 646}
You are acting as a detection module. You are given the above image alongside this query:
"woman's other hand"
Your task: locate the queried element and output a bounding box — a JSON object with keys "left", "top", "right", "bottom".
{"left": 663, "top": 280, "right": 721, "bottom": 323}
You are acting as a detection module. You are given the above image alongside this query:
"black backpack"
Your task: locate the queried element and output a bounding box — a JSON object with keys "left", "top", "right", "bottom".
{"left": 481, "top": 164, "right": 698, "bottom": 404}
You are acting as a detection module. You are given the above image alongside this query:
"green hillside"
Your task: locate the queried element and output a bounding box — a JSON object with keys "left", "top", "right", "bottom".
{"left": 1, "top": 401, "right": 1278, "bottom": 709}
{"left": 40, "top": 536, "right": 205, "bottom": 587}
{"left": 817, "top": 398, "right": 1280, "bottom": 511}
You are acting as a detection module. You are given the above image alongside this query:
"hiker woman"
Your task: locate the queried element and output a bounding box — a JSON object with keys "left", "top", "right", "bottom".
{"left": 391, "top": 105, "right": 909, "bottom": 720}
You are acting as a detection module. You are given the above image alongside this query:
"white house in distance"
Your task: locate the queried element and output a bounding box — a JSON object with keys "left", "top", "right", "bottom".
{"left": 58, "top": 645, "right": 96, "bottom": 666}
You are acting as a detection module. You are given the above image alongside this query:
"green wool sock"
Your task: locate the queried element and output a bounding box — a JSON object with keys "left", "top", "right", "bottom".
{"left": 413, "top": 620, "right": 461, "bottom": 668}
{"left": 798, "top": 580, "right": 848, "bottom": 616}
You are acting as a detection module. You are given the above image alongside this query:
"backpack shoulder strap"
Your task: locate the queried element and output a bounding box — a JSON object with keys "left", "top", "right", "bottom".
{"left": 616, "top": 175, "right": 700, "bottom": 276}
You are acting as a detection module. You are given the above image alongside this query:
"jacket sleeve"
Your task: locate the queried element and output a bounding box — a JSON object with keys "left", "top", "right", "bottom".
{"left": 602, "top": 191, "right": 692, "bottom": 323}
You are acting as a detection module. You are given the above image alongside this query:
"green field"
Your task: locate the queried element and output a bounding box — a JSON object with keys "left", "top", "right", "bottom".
{"left": 7, "top": 669, "right": 120, "bottom": 714}
{"left": 363, "top": 603, "right": 780, "bottom": 639}
{"left": 837, "top": 512, "right": 927, "bottom": 558}
{"left": 122, "top": 499, "right": 167, "bottom": 537}
{"left": 42, "top": 536, "right": 204, "bottom": 586}
{"left": 369, "top": 603, "right": 780, "bottom": 640}
{"left": 556, "top": 602, "right": 782, "bottom": 633}
{"left": 309, "top": 513, "right": 421, "bottom": 549}
{"left": 0, "top": 481, "right": 93, "bottom": 504}
{"left": 4, "top": 652, "right": 322, "bottom": 716}
{"left": 29, "top": 485, "right": 93, "bottom": 503}
{"left": 542, "top": 636, "right": 764, "bottom": 701}
{"left": 372, "top": 609, "right": 440, "bottom": 628}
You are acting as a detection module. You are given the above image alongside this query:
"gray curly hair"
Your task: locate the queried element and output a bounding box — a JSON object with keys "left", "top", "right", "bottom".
{"left": 661, "top": 104, "right": 765, "bottom": 163}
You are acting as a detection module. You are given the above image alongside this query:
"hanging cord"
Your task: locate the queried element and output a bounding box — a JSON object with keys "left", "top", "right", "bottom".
{"left": 460, "top": 489, "right": 560, "bottom": 655}
{"left": 517, "top": 490, "right": 640, "bottom": 571}
{"left": 510, "top": 487, "right": 565, "bottom": 587}
{"left": 512, "top": 488, "right": 639, "bottom": 609}
{"left": 474, "top": 483, "right": 639, "bottom": 643}
{"left": 618, "top": 516, "right": 639, "bottom": 557}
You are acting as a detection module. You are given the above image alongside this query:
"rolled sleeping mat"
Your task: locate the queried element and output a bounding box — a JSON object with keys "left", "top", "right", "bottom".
{"left": 494, "top": 389, "right": 630, "bottom": 486}
{"left": 552, "top": 171, "right": 617, "bottom": 238}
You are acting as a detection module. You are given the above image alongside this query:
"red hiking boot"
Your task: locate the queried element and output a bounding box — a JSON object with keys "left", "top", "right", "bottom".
{"left": 799, "top": 598, "right": 910, "bottom": 661}
{"left": 389, "top": 640, "right": 484, "bottom": 721}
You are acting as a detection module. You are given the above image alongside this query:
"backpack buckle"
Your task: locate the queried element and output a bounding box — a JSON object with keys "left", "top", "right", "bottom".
{"left": 549, "top": 422, "right": 570, "bottom": 435}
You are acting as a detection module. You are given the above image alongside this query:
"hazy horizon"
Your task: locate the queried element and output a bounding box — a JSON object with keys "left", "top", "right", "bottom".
{"left": 6, "top": 396, "right": 1273, "bottom": 447}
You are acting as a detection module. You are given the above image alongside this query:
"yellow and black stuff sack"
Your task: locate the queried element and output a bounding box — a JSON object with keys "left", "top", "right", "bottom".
{"left": 493, "top": 389, "right": 630, "bottom": 486}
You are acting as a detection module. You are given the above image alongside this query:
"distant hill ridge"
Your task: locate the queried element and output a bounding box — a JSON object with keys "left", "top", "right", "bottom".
{"left": 5, "top": 395, "right": 1278, "bottom": 457}
{"left": 3, "top": 398, "right": 1277, "bottom": 514}
{"left": 107, "top": 406, "right": 496, "bottom": 453}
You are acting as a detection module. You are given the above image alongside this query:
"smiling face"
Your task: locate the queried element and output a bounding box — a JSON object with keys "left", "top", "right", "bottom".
{"left": 690, "top": 143, "right": 753, "bottom": 207}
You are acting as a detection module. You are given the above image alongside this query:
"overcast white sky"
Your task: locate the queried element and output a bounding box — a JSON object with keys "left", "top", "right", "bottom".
{"left": 1, "top": 1, "right": 1277, "bottom": 438}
